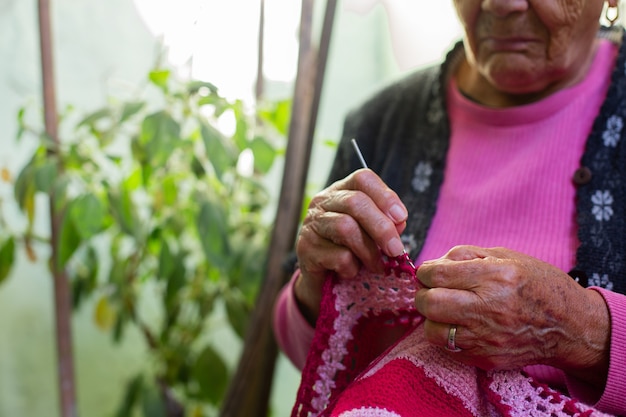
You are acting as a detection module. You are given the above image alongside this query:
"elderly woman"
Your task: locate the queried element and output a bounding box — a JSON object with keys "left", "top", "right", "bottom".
{"left": 274, "top": 0, "right": 626, "bottom": 415}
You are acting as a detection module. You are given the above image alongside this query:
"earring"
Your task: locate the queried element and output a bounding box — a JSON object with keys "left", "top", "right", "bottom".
{"left": 606, "top": 3, "right": 620, "bottom": 27}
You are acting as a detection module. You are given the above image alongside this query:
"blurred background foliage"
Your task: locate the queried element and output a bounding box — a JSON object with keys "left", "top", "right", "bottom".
{"left": 2, "top": 66, "right": 289, "bottom": 416}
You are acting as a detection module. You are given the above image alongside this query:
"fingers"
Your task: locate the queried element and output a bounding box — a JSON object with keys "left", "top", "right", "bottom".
{"left": 422, "top": 320, "right": 506, "bottom": 369}
{"left": 297, "top": 223, "right": 374, "bottom": 280}
{"left": 414, "top": 287, "right": 480, "bottom": 324}
{"left": 293, "top": 169, "right": 409, "bottom": 325}
{"left": 423, "top": 320, "right": 467, "bottom": 351}
{"left": 415, "top": 245, "right": 583, "bottom": 370}
{"left": 297, "top": 169, "right": 408, "bottom": 277}
{"left": 326, "top": 169, "right": 408, "bottom": 256}
{"left": 335, "top": 169, "right": 409, "bottom": 224}
{"left": 417, "top": 245, "right": 512, "bottom": 290}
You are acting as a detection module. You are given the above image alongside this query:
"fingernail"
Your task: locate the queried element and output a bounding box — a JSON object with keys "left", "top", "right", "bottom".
{"left": 386, "top": 237, "right": 405, "bottom": 257}
{"left": 389, "top": 204, "right": 407, "bottom": 223}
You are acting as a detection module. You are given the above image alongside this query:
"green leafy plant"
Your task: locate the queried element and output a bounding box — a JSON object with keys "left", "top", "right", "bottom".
{"left": 1, "top": 68, "right": 290, "bottom": 416}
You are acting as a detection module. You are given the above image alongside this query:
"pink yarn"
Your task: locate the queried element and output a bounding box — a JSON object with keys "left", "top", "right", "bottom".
{"left": 290, "top": 254, "right": 615, "bottom": 417}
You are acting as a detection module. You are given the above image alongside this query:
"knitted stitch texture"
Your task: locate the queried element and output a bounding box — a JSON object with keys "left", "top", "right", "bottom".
{"left": 291, "top": 254, "right": 615, "bottom": 417}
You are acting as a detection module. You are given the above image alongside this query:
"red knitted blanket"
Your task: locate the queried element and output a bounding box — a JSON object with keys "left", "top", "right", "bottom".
{"left": 291, "top": 253, "right": 614, "bottom": 417}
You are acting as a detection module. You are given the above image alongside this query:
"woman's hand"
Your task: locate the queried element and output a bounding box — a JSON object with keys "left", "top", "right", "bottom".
{"left": 415, "top": 245, "right": 610, "bottom": 388}
{"left": 294, "top": 169, "right": 408, "bottom": 325}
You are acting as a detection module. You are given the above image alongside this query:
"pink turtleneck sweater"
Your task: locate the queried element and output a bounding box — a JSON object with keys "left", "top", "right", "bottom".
{"left": 274, "top": 39, "right": 626, "bottom": 415}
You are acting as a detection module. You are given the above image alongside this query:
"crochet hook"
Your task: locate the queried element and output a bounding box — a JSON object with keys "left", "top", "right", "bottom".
{"left": 350, "top": 138, "right": 413, "bottom": 265}
{"left": 350, "top": 137, "right": 369, "bottom": 169}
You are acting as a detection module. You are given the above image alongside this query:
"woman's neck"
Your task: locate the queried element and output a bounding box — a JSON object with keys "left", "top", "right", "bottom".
{"left": 455, "top": 39, "right": 601, "bottom": 108}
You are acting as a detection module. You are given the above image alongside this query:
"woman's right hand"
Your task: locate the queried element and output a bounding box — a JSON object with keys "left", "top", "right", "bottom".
{"left": 294, "top": 169, "right": 408, "bottom": 325}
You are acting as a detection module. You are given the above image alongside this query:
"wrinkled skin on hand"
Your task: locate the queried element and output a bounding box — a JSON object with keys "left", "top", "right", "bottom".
{"left": 294, "top": 169, "right": 408, "bottom": 325}
{"left": 415, "top": 245, "right": 610, "bottom": 388}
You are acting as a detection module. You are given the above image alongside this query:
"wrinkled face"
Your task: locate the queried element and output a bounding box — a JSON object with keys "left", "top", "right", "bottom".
{"left": 453, "top": 0, "right": 610, "bottom": 102}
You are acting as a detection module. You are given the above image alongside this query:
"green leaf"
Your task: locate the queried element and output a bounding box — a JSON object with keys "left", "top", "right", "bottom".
{"left": 161, "top": 176, "right": 178, "bottom": 206}
{"left": 190, "top": 155, "right": 206, "bottom": 178}
{"left": 115, "top": 374, "right": 144, "bottom": 417}
{"left": 0, "top": 237, "right": 16, "bottom": 284}
{"left": 108, "top": 186, "right": 138, "bottom": 237}
{"left": 258, "top": 99, "right": 291, "bottom": 136}
{"left": 58, "top": 212, "right": 82, "bottom": 268}
{"left": 72, "top": 278, "right": 87, "bottom": 310}
{"left": 140, "top": 161, "right": 153, "bottom": 187}
{"left": 94, "top": 295, "right": 116, "bottom": 331}
{"left": 108, "top": 244, "right": 127, "bottom": 281}
{"left": 249, "top": 136, "right": 276, "bottom": 174}
{"left": 14, "top": 155, "right": 37, "bottom": 225}
{"left": 71, "top": 245, "right": 99, "bottom": 308}
{"left": 187, "top": 80, "right": 218, "bottom": 95}
{"left": 157, "top": 242, "right": 175, "bottom": 281}
{"left": 141, "top": 382, "right": 167, "bottom": 417}
{"left": 227, "top": 243, "right": 264, "bottom": 303}
{"left": 197, "top": 94, "right": 222, "bottom": 109}
{"left": 33, "top": 160, "right": 58, "bottom": 193}
{"left": 323, "top": 138, "right": 338, "bottom": 149}
{"left": 192, "top": 345, "right": 229, "bottom": 404}
{"left": 124, "top": 167, "right": 143, "bottom": 191}
{"left": 14, "top": 157, "right": 34, "bottom": 201}
{"left": 105, "top": 154, "right": 123, "bottom": 165}
{"left": 161, "top": 304, "right": 180, "bottom": 339}
{"left": 112, "top": 309, "right": 127, "bottom": 343}
{"left": 140, "top": 111, "right": 181, "bottom": 167}
{"left": 164, "top": 252, "right": 186, "bottom": 310}
{"left": 225, "top": 292, "right": 250, "bottom": 339}
{"left": 197, "top": 290, "right": 216, "bottom": 318}
{"left": 232, "top": 102, "right": 249, "bottom": 150}
{"left": 200, "top": 123, "right": 234, "bottom": 179}
{"left": 197, "top": 200, "right": 230, "bottom": 269}
{"left": 148, "top": 69, "right": 171, "bottom": 92}
{"left": 52, "top": 174, "right": 70, "bottom": 213}
{"left": 78, "top": 107, "right": 116, "bottom": 144}
{"left": 16, "top": 107, "right": 26, "bottom": 141}
{"left": 70, "top": 193, "right": 105, "bottom": 239}
{"left": 78, "top": 108, "right": 112, "bottom": 128}
{"left": 120, "top": 101, "right": 145, "bottom": 124}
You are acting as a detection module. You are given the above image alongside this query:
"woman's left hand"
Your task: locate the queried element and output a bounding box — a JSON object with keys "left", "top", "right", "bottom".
{"left": 415, "top": 245, "right": 610, "bottom": 387}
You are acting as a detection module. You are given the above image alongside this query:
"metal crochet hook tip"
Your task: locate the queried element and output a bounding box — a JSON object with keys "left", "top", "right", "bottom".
{"left": 350, "top": 138, "right": 411, "bottom": 261}
{"left": 351, "top": 138, "right": 369, "bottom": 169}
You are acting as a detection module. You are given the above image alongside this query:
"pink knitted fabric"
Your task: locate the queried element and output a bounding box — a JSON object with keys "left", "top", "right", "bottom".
{"left": 291, "top": 254, "right": 615, "bottom": 417}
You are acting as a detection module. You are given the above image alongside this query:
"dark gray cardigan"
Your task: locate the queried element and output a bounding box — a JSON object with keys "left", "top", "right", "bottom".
{"left": 327, "top": 27, "right": 626, "bottom": 294}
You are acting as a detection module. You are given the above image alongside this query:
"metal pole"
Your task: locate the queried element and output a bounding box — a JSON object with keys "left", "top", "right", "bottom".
{"left": 220, "top": 0, "right": 337, "bottom": 415}
{"left": 256, "top": 0, "right": 265, "bottom": 101}
{"left": 37, "top": 1, "right": 77, "bottom": 416}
